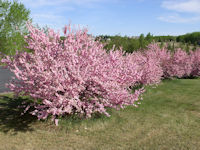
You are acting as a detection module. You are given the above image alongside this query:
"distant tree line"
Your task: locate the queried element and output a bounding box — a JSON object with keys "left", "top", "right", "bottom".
{"left": 95, "top": 32, "right": 200, "bottom": 53}
{"left": 153, "top": 36, "right": 176, "bottom": 42}
{"left": 95, "top": 33, "right": 154, "bottom": 53}
{"left": 153, "top": 32, "right": 200, "bottom": 45}
{"left": 176, "top": 32, "right": 200, "bottom": 46}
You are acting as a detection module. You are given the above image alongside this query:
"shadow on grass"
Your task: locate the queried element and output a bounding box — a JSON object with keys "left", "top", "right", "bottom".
{"left": 0, "top": 95, "right": 38, "bottom": 134}
{"left": 58, "top": 108, "right": 112, "bottom": 129}
{"left": 0, "top": 95, "right": 111, "bottom": 133}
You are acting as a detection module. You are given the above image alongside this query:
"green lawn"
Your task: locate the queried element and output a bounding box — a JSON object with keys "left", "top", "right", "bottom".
{"left": 0, "top": 79, "right": 199, "bottom": 150}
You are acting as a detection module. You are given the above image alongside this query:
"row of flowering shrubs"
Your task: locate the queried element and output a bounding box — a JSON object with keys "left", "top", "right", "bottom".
{"left": 1, "top": 23, "right": 200, "bottom": 125}
{"left": 144, "top": 43, "right": 200, "bottom": 78}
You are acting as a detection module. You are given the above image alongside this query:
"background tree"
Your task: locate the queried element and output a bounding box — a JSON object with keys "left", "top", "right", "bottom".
{"left": 145, "top": 32, "right": 153, "bottom": 43}
{"left": 0, "top": 0, "right": 31, "bottom": 55}
{"left": 139, "top": 33, "right": 145, "bottom": 48}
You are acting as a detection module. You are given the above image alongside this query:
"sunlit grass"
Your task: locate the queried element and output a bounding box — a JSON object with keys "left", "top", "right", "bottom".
{"left": 0, "top": 79, "right": 200, "bottom": 150}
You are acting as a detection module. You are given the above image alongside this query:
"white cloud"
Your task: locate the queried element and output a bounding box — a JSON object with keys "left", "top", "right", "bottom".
{"left": 20, "top": 0, "right": 104, "bottom": 7}
{"left": 162, "top": 0, "right": 200, "bottom": 13}
{"left": 32, "top": 14, "right": 65, "bottom": 20}
{"left": 18, "top": 0, "right": 100, "bottom": 32}
{"left": 159, "top": 0, "right": 200, "bottom": 23}
{"left": 158, "top": 13, "right": 200, "bottom": 23}
{"left": 17, "top": 0, "right": 115, "bottom": 33}
{"left": 30, "top": 13, "right": 69, "bottom": 32}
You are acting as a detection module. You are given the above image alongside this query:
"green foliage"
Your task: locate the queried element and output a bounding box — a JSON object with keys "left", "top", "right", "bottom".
{"left": 185, "top": 43, "right": 190, "bottom": 53}
{"left": 96, "top": 32, "right": 200, "bottom": 54}
{"left": 177, "top": 32, "right": 200, "bottom": 45}
{"left": 145, "top": 32, "right": 153, "bottom": 43}
{"left": 97, "top": 33, "right": 154, "bottom": 53}
{"left": 160, "top": 41, "right": 164, "bottom": 48}
{"left": 153, "top": 35, "right": 176, "bottom": 42}
{"left": 0, "top": 0, "right": 31, "bottom": 55}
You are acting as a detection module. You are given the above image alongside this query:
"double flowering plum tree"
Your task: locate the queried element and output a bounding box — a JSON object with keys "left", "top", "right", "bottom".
{"left": 2, "top": 22, "right": 200, "bottom": 126}
{"left": 126, "top": 50, "right": 163, "bottom": 86}
{"left": 189, "top": 49, "right": 200, "bottom": 77}
{"left": 167, "top": 49, "right": 193, "bottom": 78}
{"left": 144, "top": 43, "right": 171, "bottom": 78}
{"left": 144, "top": 43, "right": 194, "bottom": 79}
{"left": 1, "top": 23, "right": 145, "bottom": 125}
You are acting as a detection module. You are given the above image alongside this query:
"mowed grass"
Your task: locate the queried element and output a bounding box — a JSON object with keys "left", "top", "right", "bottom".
{"left": 0, "top": 79, "right": 200, "bottom": 150}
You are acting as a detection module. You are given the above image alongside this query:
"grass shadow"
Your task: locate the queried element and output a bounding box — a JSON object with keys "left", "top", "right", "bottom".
{"left": 60, "top": 109, "right": 112, "bottom": 125}
{"left": 0, "top": 95, "right": 38, "bottom": 134}
{"left": 0, "top": 94, "right": 114, "bottom": 133}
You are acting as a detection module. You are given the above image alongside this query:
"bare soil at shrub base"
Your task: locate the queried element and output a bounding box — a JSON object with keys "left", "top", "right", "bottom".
{"left": 0, "top": 79, "right": 199, "bottom": 150}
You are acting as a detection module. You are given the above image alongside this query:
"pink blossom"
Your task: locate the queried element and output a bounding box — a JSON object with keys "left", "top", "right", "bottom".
{"left": 2, "top": 23, "right": 198, "bottom": 126}
{"left": 1, "top": 23, "right": 144, "bottom": 125}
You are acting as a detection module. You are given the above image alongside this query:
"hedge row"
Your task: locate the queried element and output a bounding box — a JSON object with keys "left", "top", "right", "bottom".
{"left": 1, "top": 23, "right": 200, "bottom": 125}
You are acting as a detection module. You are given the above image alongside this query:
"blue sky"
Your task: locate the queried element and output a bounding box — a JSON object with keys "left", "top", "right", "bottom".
{"left": 19, "top": 0, "right": 200, "bottom": 36}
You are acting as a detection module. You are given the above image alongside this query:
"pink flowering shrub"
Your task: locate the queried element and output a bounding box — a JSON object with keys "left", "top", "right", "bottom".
{"left": 144, "top": 43, "right": 194, "bottom": 79}
{"left": 189, "top": 48, "right": 200, "bottom": 77}
{"left": 2, "top": 22, "right": 200, "bottom": 126}
{"left": 141, "top": 49, "right": 163, "bottom": 85}
{"left": 1, "top": 23, "right": 145, "bottom": 125}
{"left": 166, "top": 49, "right": 193, "bottom": 78}
{"left": 145, "top": 43, "right": 171, "bottom": 78}
{"left": 127, "top": 50, "right": 163, "bottom": 85}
